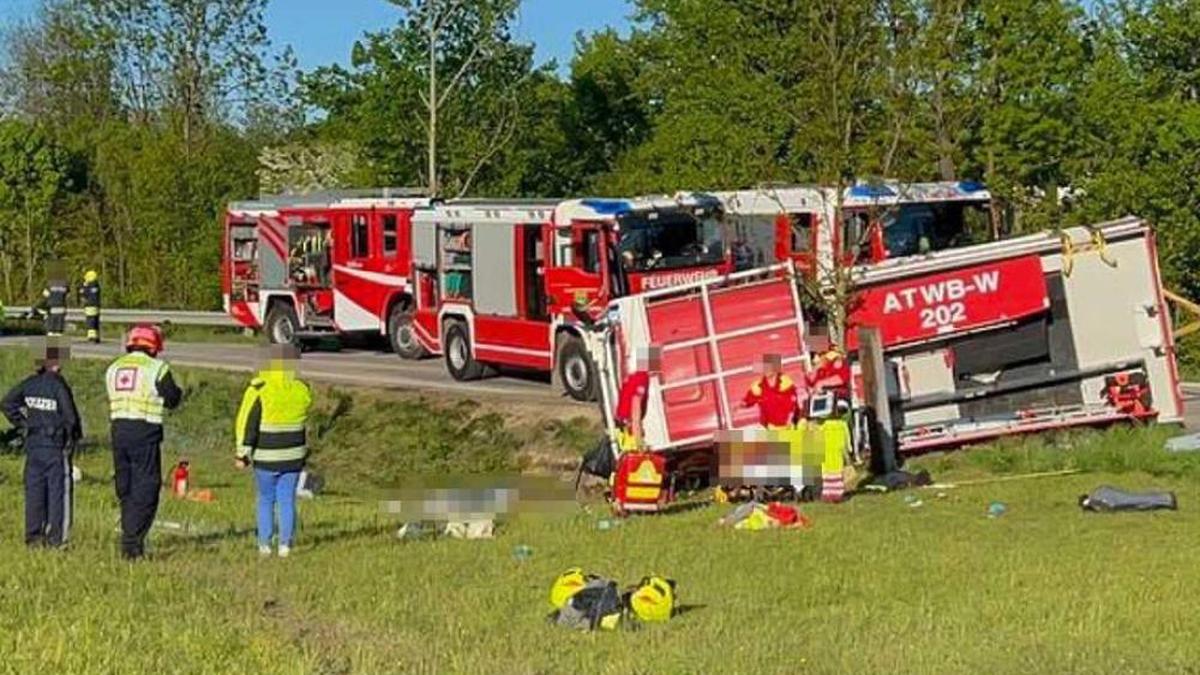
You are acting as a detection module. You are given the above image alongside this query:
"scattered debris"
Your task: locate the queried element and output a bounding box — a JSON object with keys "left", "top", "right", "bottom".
{"left": 296, "top": 470, "right": 324, "bottom": 499}
{"left": 512, "top": 544, "right": 534, "bottom": 561}
{"left": 859, "top": 470, "right": 933, "bottom": 493}
{"left": 1079, "top": 486, "right": 1177, "bottom": 512}
{"left": 596, "top": 518, "right": 623, "bottom": 531}
{"left": 717, "top": 501, "right": 811, "bottom": 530}
{"left": 185, "top": 489, "right": 215, "bottom": 503}
{"left": 445, "top": 519, "right": 495, "bottom": 539}
{"left": 396, "top": 519, "right": 496, "bottom": 540}
{"left": 1165, "top": 433, "right": 1200, "bottom": 453}
{"left": 986, "top": 502, "right": 1007, "bottom": 519}
{"left": 904, "top": 494, "right": 924, "bottom": 509}
{"left": 396, "top": 522, "right": 436, "bottom": 541}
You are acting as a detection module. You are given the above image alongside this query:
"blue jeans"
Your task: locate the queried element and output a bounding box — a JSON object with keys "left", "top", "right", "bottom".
{"left": 254, "top": 468, "right": 300, "bottom": 547}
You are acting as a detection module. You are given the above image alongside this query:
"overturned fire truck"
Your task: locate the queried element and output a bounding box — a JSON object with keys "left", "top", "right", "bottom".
{"left": 591, "top": 216, "right": 1183, "bottom": 509}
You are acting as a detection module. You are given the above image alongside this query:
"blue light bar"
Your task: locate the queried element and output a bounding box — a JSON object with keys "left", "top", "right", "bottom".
{"left": 849, "top": 184, "right": 897, "bottom": 199}
{"left": 957, "top": 180, "right": 987, "bottom": 193}
{"left": 580, "top": 198, "right": 633, "bottom": 215}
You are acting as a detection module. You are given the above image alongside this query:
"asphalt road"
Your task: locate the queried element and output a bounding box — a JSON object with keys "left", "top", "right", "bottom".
{"left": 3, "top": 335, "right": 1198, "bottom": 430}
{"left": 0, "top": 336, "right": 590, "bottom": 410}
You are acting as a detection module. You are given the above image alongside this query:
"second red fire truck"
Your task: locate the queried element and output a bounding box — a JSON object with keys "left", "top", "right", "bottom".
{"left": 222, "top": 191, "right": 730, "bottom": 400}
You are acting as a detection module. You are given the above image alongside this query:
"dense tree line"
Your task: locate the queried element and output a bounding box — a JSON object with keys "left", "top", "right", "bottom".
{"left": 3, "top": 0, "right": 1200, "bottom": 308}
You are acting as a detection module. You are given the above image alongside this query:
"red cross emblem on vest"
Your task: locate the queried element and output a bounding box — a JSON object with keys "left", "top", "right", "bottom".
{"left": 115, "top": 368, "right": 139, "bottom": 392}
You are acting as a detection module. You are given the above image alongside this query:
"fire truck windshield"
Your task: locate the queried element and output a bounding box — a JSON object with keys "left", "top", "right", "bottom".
{"left": 848, "top": 200, "right": 991, "bottom": 260}
{"left": 616, "top": 211, "right": 725, "bottom": 272}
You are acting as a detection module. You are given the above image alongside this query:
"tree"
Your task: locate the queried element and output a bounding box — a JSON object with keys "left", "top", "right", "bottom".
{"left": 77, "top": 0, "right": 295, "bottom": 146}
{"left": 0, "top": 121, "right": 75, "bottom": 302}
{"left": 304, "top": 0, "right": 556, "bottom": 198}
{"left": 563, "top": 29, "right": 655, "bottom": 190}
{"left": 1067, "top": 4, "right": 1200, "bottom": 299}
{"left": 0, "top": 0, "right": 283, "bottom": 308}
{"left": 967, "top": 0, "right": 1088, "bottom": 233}
{"left": 256, "top": 142, "right": 366, "bottom": 196}
{"left": 0, "top": 3, "right": 114, "bottom": 128}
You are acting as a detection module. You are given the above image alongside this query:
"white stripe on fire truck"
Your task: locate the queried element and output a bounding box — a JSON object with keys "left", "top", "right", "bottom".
{"left": 474, "top": 343, "right": 552, "bottom": 358}
{"left": 332, "top": 266, "right": 409, "bottom": 288}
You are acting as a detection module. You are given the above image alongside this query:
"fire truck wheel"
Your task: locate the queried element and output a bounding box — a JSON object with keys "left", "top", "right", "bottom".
{"left": 443, "top": 321, "right": 485, "bottom": 381}
{"left": 265, "top": 304, "right": 299, "bottom": 346}
{"left": 388, "top": 302, "right": 428, "bottom": 360}
{"left": 558, "top": 336, "right": 597, "bottom": 402}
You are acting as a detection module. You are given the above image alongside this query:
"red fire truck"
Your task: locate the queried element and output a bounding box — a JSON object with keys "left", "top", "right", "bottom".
{"left": 224, "top": 191, "right": 730, "bottom": 399}
{"left": 594, "top": 216, "right": 1183, "bottom": 467}
{"left": 718, "top": 181, "right": 994, "bottom": 273}
{"left": 407, "top": 194, "right": 731, "bottom": 400}
{"left": 222, "top": 190, "right": 433, "bottom": 355}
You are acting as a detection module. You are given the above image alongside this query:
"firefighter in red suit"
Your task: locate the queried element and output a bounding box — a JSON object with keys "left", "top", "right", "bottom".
{"left": 614, "top": 347, "right": 660, "bottom": 451}
{"left": 808, "top": 348, "right": 850, "bottom": 398}
{"left": 743, "top": 354, "right": 802, "bottom": 429}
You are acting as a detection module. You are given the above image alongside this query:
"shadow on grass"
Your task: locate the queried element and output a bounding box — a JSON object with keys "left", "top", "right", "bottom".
{"left": 658, "top": 500, "right": 713, "bottom": 516}
{"left": 674, "top": 604, "right": 707, "bottom": 618}
{"left": 155, "top": 526, "right": 259, "bottom": 554}
{"left": 304, "top": 521, "right": 394, "bottom": 547}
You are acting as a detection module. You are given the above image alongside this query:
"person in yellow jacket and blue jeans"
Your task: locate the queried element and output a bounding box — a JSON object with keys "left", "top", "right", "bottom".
{"left": 235, "top": 345, "right": 312, "bottom": 558}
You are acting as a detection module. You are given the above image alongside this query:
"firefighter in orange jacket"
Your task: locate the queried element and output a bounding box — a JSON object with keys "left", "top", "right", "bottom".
{"left": 743, "top": 353, "right": 802, "bottom": 429}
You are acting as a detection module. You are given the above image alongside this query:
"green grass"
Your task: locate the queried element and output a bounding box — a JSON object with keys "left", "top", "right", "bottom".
{"left": 1, "top": 351, "right": 1199, "bottom": 673}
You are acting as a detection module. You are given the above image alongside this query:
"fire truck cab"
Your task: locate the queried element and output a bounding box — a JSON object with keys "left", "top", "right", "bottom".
{"left": 408, "top": 193, "right": 731, "bottom": 400}
{"left": 719, "top": 181, "right": 994, "bottom": 274}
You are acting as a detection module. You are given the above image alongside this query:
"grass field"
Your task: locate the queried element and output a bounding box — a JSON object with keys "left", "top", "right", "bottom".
{"left": 1, "top": 350, "right": 1199, "bottom": 674}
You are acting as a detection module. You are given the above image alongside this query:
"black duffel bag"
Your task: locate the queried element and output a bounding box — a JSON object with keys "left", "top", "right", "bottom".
{"left": 1079, "top": 485, "right": 1177, "bottom": 512}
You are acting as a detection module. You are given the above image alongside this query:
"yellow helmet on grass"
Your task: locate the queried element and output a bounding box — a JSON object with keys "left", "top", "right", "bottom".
{"left": 627, "top": 575, "right": 676, "bottom": 623}
{"left": 549, "top": 567, "right": 594, "bottom": 610}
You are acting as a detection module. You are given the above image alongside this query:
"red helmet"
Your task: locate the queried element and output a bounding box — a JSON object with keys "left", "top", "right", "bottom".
{"left": 126, "top": 324, "right": 164, "bottom": 356}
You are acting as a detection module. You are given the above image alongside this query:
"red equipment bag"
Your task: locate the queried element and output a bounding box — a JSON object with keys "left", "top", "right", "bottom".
{"left": 612, "top": 452, "right": 667, "bottom": 513}
{"left": 1104, "top": 371, "right": 1153, "bottom": 417}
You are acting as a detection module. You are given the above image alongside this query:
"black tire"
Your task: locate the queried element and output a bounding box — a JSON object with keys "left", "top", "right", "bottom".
{"left": 558, "top": 335, "right": 597, "bottom": 402}
{"left": 443, "top": 321, "right": 485, "bottom": 381}
{"left": 388, "top": 300, "right": 428, "bottom": 360}
{"left": 265, "top": 303, "right": 299, "bottom": 346}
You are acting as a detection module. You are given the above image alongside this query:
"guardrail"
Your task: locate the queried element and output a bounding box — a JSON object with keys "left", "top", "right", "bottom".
{"left": 3, "top": 306, "right": 237, "bottom": 327}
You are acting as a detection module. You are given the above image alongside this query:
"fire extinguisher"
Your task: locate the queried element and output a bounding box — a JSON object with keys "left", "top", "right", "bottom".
{"left": 172, "top": 460, "right": 190, "bottom": 498}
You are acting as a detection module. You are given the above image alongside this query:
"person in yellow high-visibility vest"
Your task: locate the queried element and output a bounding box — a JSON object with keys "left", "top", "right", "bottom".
{"left": 235, "top": 344, "right": 312, "bottom": 558}
{"left": 105, "top": 325, "right": 183, "bottom": 559}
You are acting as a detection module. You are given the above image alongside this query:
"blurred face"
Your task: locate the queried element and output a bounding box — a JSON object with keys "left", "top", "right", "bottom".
{"left": 47, "top": 262, "right": 66, "bottom": 285}
{"left": 637, "top": 347, "right": 662, "bottom": 374}
{"left": 762, "top": 355, "right": 782, "bottom": 378}
{"left": 265, "top": 344, "right": 300, "bottom": 372}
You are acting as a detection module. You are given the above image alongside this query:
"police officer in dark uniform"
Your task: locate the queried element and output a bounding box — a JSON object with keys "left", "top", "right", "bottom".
{"left": 79, "top": 270, "right": 101, "bottom": 343}
{"left": 2, "top": 341, "right": 81, "bottom": 548}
